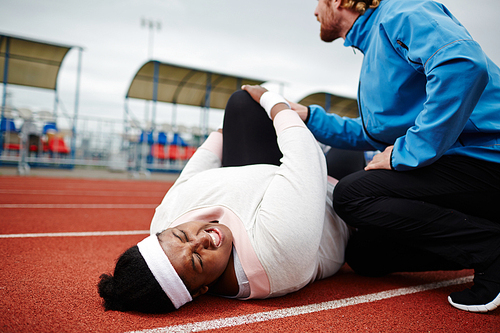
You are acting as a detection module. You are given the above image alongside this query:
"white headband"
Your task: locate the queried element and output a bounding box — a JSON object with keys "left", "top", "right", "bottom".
{"left": 137, "top": 235, "right": 193, "bottom": 309}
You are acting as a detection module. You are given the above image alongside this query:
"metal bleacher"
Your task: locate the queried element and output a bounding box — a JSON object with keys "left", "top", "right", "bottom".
{"left": 0, "top": 104, "right": 204, "bottom": 176}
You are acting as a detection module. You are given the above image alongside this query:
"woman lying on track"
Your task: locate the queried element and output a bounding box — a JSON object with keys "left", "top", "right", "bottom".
{"left": 97, "top": 86, "right": 353, "bottom": 313}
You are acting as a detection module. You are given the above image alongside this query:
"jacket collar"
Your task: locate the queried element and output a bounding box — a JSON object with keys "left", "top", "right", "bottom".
{"left": 343, "top": 5, "right": 380, "bottom": 53}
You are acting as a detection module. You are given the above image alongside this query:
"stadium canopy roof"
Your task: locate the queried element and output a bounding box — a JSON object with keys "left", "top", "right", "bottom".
{"left": 126, "top": 61, "right": 265, "bottom": 110}
{"left": 0, "top": 33, "right": 78, "bottom": 91}
{"left": 298, "top": 92, "right": 358, "bottom": 118}
{"left": 0, "top": 33, "right": 83, "bottom": 157}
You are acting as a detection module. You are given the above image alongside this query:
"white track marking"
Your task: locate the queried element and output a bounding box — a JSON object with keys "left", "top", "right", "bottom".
{"left": 128, "top": 276, "right": 473, "bottom": 333}
{"left": 0, "top": 230, "right": 150, "bottom": 238}
{"left": 0, "top": 189, "right": 164, "bottom": 197}
{"left": 0, "top": 204, "right": 157, "bottom": 209}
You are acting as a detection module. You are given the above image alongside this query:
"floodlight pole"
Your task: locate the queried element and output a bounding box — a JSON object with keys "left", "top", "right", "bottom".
{"left": 141, "top": 18, "right": 161, "bottom": 60}
{"left": 141, "top": 18, "right": 161, "bottom": 132}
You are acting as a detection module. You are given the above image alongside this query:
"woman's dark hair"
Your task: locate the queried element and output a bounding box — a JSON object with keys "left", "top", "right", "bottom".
{"left": 97, "top": 245, "right": 176, "bottom": 313}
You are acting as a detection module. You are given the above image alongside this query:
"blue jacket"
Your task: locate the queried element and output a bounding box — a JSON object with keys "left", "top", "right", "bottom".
{"left": 306, "top": 0, "right": 500, "bottom": 171}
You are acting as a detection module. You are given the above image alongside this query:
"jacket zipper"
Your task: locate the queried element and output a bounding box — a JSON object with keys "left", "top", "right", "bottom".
{"left": 397, "top": 40, "right": 421, "bottom": 65}
{"left": 357, "top": 81, "right": 391, "bottom": 146}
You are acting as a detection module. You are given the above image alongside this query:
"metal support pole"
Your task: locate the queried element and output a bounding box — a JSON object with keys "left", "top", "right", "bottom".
{"left": 203, "top": 72, "right": 212, "bottom": 137}
{"left": 325, "top": 93, "right": 332, "bottom": 113}
{"left": 123, "top": 98, "right": 130, "bottom": 151}
{"left": 71, "top": 47, "right": 83, "bottom": 161}
{"left": 151, "top": 61, "right": 159, "bottom": 130}
{"left": 1, "top": 36, "right": 11, "bottom": 155}
{"left": 53, "top": 91, "right": 59, "bottom": 120}
{"left": 171, "top": 102, "right": 177, "bottom": 130}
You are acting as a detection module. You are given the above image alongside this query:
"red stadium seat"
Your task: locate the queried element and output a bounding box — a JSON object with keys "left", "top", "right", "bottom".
{"left": 167, "top": 145, "right": 181, "bottom": 160}
{"left": 182, "top": 146, "right": 197, "bottom": 160}
{"left": 3, "top": 143, "right": 20, "bottom": 151}
{"left": 151, "top": 143, "right": 166, "bottom": 160}
{"left": 48, "top": 137, "right": 70, "bottom": 154}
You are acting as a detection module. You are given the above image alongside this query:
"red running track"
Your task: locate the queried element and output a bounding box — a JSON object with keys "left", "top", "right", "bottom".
{"left": 0, "top": 175, "right": 498, "bottom": 332}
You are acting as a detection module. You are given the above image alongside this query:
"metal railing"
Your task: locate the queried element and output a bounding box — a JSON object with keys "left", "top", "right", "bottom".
{"left": 0, "top": 106, "right": 200, "bottom": 176}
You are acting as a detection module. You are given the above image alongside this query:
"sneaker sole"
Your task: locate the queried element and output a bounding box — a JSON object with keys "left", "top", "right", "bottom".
{"left": 448, "top": 292, "right": 500, "bottom": 312}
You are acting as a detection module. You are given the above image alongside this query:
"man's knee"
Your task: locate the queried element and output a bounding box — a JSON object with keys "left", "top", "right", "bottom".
{"left": 333, "top": 169, "right": 384, "bottom": 228}
{"left": 333, "top": 170, "right": 364, "bottom": 214}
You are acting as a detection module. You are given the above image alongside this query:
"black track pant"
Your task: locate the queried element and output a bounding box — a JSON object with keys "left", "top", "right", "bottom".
{"left": 334, "top": 155, "right": 500, "bottom": 276}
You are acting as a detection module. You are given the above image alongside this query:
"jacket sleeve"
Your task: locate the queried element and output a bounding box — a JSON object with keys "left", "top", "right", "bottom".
{"left": 306, "top": 105, "right": 375, "bottom": 150}
{"left": 387, "top": 3, "right": 490, "bottom": 170}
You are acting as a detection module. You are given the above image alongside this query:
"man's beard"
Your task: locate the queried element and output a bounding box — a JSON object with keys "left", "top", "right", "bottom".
{"left": 320, "top": 24, "right": 341, "bottom": 43}
{"left": 319, "top": 9, "right": 342, "bottom": 43}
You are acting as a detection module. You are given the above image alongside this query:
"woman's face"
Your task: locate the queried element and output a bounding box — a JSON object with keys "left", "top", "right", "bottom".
{"left": 158, "top": 221, "right": 233, "bottom": 296}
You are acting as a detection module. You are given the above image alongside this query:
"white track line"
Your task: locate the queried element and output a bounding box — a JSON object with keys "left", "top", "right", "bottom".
{"left": 128, "top": 276, "right": 473, "bottom": 333}
{"left": 0, "top": 204, "right": 157, "bottom": 209}
{"left": 0, "top": 230, "right": 150, "bottom": 238}
{"left": 0, "top": 189, "right": 164, "bottom": 197}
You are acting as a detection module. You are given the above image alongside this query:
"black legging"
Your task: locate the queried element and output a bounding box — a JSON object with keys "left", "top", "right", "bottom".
{"left": 221, "top": 90, "right": 282, "bottom": 167}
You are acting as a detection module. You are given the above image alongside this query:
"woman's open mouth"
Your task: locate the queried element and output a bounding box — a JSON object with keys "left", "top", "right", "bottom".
{"left": 206, "top": 228, "right": 222, "bottom": 247}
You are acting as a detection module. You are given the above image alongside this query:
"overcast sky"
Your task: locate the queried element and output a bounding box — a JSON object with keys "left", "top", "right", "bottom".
{"left": 1, "top": 0, "right": 499, "bottom": 129}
